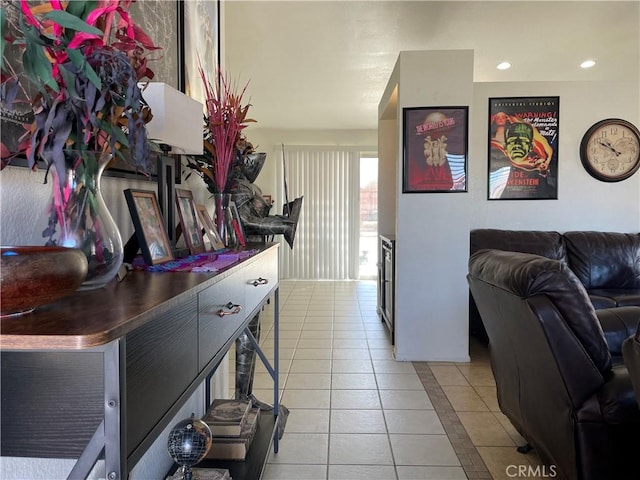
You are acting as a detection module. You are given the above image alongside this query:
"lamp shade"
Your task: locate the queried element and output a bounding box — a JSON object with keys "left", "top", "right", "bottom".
{"left": 141, "top": 83, "right": 203, "bottom": 155}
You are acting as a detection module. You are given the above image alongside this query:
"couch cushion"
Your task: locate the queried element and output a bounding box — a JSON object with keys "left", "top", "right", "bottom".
{"left": 469, "top": 249, "right": 612, "bottom": 373}
{"left": 588, "top": 288, "right": 640, "bottom": 308}
{"left": 596, "top": 365, "right": 640, "bottom": 424}
{"left": 575, "top": 365, "right": 640, "bottom": 424}
{"left": 564, "top": 232, "right": 640, "bottom": 289}
{"left": 596, "top": 306, "right": 640, "bottom": 357}
{"left": 588, "top": 294, "right": 618, "bottom": 309}
{"left": 470, "top": 229, "right": 567, "bottom": 260}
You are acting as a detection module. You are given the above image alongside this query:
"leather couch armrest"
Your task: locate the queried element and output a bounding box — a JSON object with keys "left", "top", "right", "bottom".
{"left": 597, "top": 306, "right": 640, "bottom": 356}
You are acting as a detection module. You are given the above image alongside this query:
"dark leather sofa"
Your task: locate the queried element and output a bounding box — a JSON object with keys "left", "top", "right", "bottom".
{"left": 468, "top": 249, "right": 640, "bottom": 480}
{"left": 469, "top": 229, "right": 640, "bottom": 342}
{"left": 623, "top": 323, "right": 640, "bottom": 407}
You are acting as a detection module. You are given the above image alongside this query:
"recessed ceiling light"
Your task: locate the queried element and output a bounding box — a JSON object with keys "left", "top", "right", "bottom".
{"left": 497, "top": 62, "right": 511, "bottom": 70}
{"left": 580, "top": 60, "right": 596, "bottom": 69}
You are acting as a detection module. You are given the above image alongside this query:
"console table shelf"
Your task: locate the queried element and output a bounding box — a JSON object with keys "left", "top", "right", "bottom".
{"left": 0, "top": 243, "right": 280, "bottom": 480}
{"left": 168, "top": 414, "right": 278, "bottom": 480}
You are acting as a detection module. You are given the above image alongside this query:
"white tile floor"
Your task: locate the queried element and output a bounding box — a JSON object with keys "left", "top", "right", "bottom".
{"left": 229, "top": 280, "right": 468, "bottom": 480}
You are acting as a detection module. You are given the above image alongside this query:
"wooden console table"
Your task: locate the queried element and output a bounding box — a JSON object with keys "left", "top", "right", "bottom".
{"left": 0, "top": 244, "right": 280, "bottom": 480}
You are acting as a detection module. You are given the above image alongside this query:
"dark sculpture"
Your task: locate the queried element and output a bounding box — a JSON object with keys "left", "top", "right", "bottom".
{"left": 228, "top": 152, "right": 303, "bottom": 249}
{"left": 227, "top": 152, "right": 295, "bottom": 437}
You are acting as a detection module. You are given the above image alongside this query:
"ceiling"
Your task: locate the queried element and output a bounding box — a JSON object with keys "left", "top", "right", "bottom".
{"left": 223, "top": 1, "right": 640, "bottom": 131}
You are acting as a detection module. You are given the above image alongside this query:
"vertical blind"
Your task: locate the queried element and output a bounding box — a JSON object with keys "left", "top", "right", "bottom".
{"left": 275, "top": 147, "right": 360, "bottom": 280}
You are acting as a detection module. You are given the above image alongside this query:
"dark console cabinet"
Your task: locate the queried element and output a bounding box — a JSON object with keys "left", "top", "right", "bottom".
{"left": 378, "top": 234, "right": 395, "bottom": 344}
{"left": 1, "top": 244, "right": 280, "bottom": 480}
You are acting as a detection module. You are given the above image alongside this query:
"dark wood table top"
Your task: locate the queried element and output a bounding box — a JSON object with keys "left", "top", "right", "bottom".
{"left": 0, "top": 244, "right": 276, "bottom": 351}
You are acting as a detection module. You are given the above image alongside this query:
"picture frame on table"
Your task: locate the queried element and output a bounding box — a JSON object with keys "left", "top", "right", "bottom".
{"left": 175, "top": 188, "right": 206, "bottom": 255}
{"left": 402, "top": 106, "right": 469, "bottom": 193}
{"left": 228, "top": 201, "right": 246, "bottom": 247}
{"left": 196, "top": 204, "right": 226, "bottom": 251}
{"left": 124, "top": 189, "right": 174, "bottom": 265}
{"left": 487, "top": 96, "right": 559, "bottom": 200}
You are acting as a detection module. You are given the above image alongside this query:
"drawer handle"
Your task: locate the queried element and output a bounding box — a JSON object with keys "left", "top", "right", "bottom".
{"left": 251, "top": 277, "right": 269, "bottom": 287}
{"left": 217, "top": 302, "right": 243, "bottom": 317}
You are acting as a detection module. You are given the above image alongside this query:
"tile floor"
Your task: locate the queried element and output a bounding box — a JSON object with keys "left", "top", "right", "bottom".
{"left": 227, "top": 280, "right": 548, "bottom": 480}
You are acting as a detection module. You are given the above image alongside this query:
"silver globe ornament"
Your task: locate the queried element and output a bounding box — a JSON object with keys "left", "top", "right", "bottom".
{"left": 167, "top": 415, "right": 213, "bottom": 480}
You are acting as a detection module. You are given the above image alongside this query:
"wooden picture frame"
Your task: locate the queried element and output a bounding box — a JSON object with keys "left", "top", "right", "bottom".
{"left": 228, "top": 201, "right": 246, "bottom": 247}
{"left": 175, "top": 188, "right": 206, "bottom": 255}
{"left": 402, "top": 106, "right": 469, "bottom": 193}
{"left": 124, "top": 189, "right": 174, "bottom": 265}
{"left": 196, "top": 204, "right": 225, "bottom": 250}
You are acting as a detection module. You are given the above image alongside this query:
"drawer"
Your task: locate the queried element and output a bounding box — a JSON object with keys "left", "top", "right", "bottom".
{"left": 198, "top": 270, "right": 246, "bottom": 370}
{"left": 1, "top": 351, "right": 104, "bottom": 458}
{"left": 244, "top": 247, "right": 278, "bottom": 316}
{"left": 126, "top": 299, "right": 198, "bottom": 456}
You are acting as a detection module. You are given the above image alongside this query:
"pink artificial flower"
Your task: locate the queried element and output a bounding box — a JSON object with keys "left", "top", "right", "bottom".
{"left": 19, "top": 1, "right": 38, "bottom": 27}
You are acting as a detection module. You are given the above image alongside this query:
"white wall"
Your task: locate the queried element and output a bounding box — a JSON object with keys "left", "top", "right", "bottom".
{"left": 470, "top": 81, "right": 640, "bottom": 231}
{"left": 0, "top": 162, "right": 212, "bottom": 247}
{"left": 382, "top": 50, "right": 640, "bottom": 362}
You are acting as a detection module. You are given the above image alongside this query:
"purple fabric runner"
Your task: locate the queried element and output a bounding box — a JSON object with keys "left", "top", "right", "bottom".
{"left": 132, "top": 249, "right": 259, "bottom": 272}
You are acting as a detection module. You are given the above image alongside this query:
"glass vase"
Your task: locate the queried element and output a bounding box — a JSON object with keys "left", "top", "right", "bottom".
{"left": 42, "top": 151, "right": 123, "bottom": 290}
{"left": 213, "top": 193, "right": 238, "bottom": 248}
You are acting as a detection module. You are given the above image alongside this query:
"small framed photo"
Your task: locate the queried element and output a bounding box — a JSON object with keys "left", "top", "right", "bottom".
{"left": 263, "top": 195, "right": 272, "bottom": 205}
{"left": 196, "top": 204, "right": 225, "bottom": 251}
{"left": 124, "top": 189, "right": 174, "bottom": 265}
{"left": 403, "top": 106, "right": 469, "bottom": 193}
{"left": 175, "top": 188, "right": 206, "bottom": 255}
{"left": 228, "top": 201, "right": 246, "bottom": 247}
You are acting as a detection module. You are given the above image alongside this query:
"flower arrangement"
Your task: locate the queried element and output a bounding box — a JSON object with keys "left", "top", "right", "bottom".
{"left": 0, "top": 0, "right": 158, "bottom": 175}
{"left": 185, "top": 62, "right": 255, "bottom": 195}
{"left": 0, "top": 0, "right": 159, "bottom": 287}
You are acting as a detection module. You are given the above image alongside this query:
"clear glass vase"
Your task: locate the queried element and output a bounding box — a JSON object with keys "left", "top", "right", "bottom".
{"left": 42, "top": 151, "right": 123, "bottom": 289}
{"left": 213, "top": 193, "right": 238, "bottom": 248}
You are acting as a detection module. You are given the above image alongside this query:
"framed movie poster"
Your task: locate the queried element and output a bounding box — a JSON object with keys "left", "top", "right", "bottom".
{"left": 488, "top": 96, "right": 559, "bottom": 200}
{"left": 403, "top": 107, "right": 468, "bottom": 193}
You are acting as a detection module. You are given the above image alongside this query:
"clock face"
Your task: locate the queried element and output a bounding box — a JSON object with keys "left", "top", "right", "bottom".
{"left": 580, "top": 119, "right": 640, "bottom": 182}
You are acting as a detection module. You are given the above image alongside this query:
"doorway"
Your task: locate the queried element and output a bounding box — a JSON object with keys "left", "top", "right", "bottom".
{"left": 359, "top": 156, "right": 378, "bottom": 279}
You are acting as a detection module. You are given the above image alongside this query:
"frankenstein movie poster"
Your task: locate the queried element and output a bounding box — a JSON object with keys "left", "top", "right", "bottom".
{"left": 403, "top": 107, "right": 468, "bottom": 193}
{"left": 488, "top": 97, "right": 559, "bottom": 200}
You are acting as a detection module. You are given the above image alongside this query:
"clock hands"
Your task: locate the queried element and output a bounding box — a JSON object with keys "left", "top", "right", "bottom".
{"left": 596, "top": 138, "right": 622, "bottom": 156}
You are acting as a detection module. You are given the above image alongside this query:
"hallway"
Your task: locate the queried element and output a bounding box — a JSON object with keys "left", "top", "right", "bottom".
{"left": 228, "top": 280, "right": 546, "bottom": 480}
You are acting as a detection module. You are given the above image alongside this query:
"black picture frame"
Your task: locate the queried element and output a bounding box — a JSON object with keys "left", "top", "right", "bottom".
{"left": 181, "top": 0, "right": 221, "bottom": 101}
{"left": 124, "top": 189, "right": 174, "bottom": 265}
{"left": 402, "top": 106, "right": 469, "bottom": 193}
{"left": 487, "top": 96, "right": 559, "bottom": 200}
{"left": 129, "top": 0, "right": 181, "bottom": 89}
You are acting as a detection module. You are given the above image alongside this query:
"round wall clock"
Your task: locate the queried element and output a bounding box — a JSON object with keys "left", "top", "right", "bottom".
{"left": 580, "top": 118, "right": 640, "bottom": 182}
